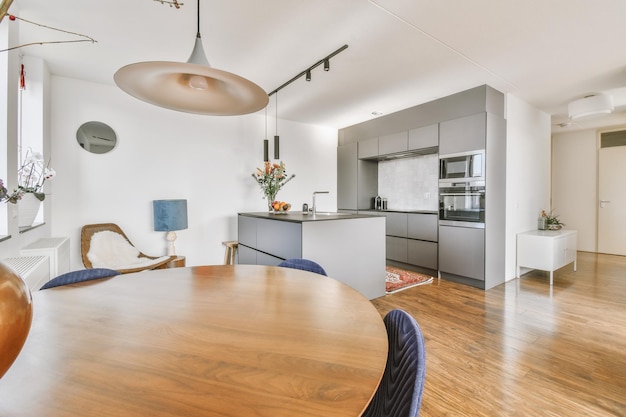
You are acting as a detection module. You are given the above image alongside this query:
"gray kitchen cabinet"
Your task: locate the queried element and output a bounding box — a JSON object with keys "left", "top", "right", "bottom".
{"left": 337, "top": 143, "right": 358, "bottom": 210}
{"left": 378, "top": 131, "right": 408, "bottom": 155}
{"left": 358, "top": 137, "right": 379, "bottom": 159}
{"left": 384, "top": 212, "right": 408, "bottom": 237}
{"left": 358, "top": 160, "right": 378, "bottom": 209}
{"left": 384, "top": 212, "right": 438, "bottom": 270}
{"left": 386, "top": 236, "right": 407, "bottom": 263}
{"left": 238, "top": 213, "right": 386, "bottom": 300}
{"left": 409, "top": 124, "right": 438, "bottom": 151}
{"left": 407, "top": 240, "right": 438, "bottom": 270}
{"left": 237, "top": 244, "right": 258, "bottom": 264}
{"left": 256, "top": 218, "right": 302, "bottom": 260}
{"left": 439, "top": 225, "right": 485, "bottom": 281}
{"left": 439, "top": 113, "right": 486, "bottom": 155}
{"left": 337, "top": 143, "right": 378, "bottom": 210}
{"left": 339, "top": 85, "right": 506, "bottom": 290}
{"left": 238, "top": 215, "right": 257, "bottom": 248}
{"left": 257, "top": 252, "right": 284, "bottom": 266}
{"left": 237, "top": 215, "right": 302, "bottom": 262}
{"left": 407, "top": 213, "right": 438, "bottom": 242}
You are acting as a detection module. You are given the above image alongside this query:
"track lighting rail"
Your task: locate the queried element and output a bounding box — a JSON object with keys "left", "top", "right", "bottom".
{"left": 268, "top": 44, "right": 348, "bottom": 96}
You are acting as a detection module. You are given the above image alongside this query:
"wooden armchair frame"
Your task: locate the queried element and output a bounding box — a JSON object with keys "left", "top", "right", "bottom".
{"left": 81, "top": 223, "right": 175, "bottom": 274}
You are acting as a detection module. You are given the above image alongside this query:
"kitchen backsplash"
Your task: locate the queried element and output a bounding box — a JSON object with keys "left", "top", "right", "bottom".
{"left": 378, "top": 154, "right": 439, "bottom": 211}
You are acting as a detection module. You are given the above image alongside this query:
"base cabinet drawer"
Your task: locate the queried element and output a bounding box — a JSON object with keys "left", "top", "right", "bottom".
{"left": 257, "top": 219, "right": 302, "bottom": 260}
{"left": 384, "top": 213, "right": 408, "bottom": 237}
{"left": 407, "top": 214, "right": 438, "bottom": 242}
{"left": 238, "top": 245, "right": 284, "bottom": 266}
{"left": 386, "top": 236, "right": 407, "bottom": 263}
{"left": 407, "top": 240, "right": 438, "bottom": 270}
{"left": 257, "top": 252, "right": 284, "bottom": 266}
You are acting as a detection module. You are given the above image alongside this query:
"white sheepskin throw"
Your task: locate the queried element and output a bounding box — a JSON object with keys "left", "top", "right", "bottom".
{"left": 87, "top": 230, "right": 169, "bottom": 270}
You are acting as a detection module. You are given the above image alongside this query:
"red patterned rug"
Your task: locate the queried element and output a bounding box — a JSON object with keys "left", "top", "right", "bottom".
{"left": 385, "top": 266, "right": 434, "bottom": 294}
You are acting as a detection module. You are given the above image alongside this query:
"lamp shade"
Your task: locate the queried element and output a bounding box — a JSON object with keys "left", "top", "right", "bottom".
{"left": 153, "top": 199, "right": 188, "bottom": 231}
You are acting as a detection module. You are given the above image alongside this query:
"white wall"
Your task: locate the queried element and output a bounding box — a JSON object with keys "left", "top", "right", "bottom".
{"left": 0, "top": 38, "right": 53, "bottom": 257}
{"left": 505, "top": 94, "right": 551, "bottom": 279}
{"left": 551, "top": 129, "right": 602, "bottom": 252}
{"left": 49, "top": 76, "right": 338, "bottom": 270}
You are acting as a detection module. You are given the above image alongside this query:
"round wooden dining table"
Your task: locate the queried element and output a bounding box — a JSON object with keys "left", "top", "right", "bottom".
{"left": 0, "top": 265, "right": 388, "bottom": 417}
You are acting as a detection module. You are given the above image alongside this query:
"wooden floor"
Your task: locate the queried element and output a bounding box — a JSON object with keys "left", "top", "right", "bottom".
{"left": 371, "top": 251, "right": 626, "bottom": 417}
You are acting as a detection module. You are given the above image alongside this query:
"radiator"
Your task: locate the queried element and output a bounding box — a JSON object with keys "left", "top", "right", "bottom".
{"left": 2, "top": 256, "right": 50, "bottom": 291}
{"left": 20, "top": 237, "right": 70, "bottom": 279}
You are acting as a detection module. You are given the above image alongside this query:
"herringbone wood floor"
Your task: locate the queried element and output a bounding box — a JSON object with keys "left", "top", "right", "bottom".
{"left": 371, "top": 251, "right": 626, "bottom": 417}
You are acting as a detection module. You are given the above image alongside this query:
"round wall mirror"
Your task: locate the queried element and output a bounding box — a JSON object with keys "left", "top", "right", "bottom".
{"left": 76, "top": 121, "right": 117, "bottom": 154}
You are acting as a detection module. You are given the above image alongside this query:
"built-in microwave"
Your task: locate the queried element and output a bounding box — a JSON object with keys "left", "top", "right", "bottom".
{"left": 439, "top": 150, "right": 485, "bottom": 183}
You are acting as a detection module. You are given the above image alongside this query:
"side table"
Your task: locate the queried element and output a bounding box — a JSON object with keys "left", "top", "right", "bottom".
{"left": 166, "top": 256, "right": 186, "bottom": 268}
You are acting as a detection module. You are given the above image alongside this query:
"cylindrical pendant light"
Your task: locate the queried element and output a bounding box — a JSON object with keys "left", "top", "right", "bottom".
{"left": 263, "top": 107, "right": 269, "bottom": 162}
{"left": 274, "top": 92, "right": 280, "bottom": 160}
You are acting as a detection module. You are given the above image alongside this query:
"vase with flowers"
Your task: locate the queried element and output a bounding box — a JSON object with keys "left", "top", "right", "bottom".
{"left": 251, "top": 161, "right": 295, "bottom": 211}
{"left": 1, "top": 150, "right": 56, "bottom": 227}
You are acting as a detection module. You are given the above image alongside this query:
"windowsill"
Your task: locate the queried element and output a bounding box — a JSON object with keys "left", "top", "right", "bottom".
{"left": 19, "top": 222, "right": 45, "bottom": 234}
{"left": 0, "top": 234, "right": 11, "bottom": 243}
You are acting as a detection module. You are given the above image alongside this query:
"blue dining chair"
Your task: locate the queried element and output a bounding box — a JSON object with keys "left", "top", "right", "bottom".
{"left": 362, "top": 309, "right": 426, "bottom": 417}
{"left": 277, "top": 258, "right": 327, "bottom": 276}
{"left": 40, "top": 268, "right": 120, "bottom": 290}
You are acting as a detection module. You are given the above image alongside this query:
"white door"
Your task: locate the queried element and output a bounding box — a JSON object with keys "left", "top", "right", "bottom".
{"left": 598, "top": 146, "right": 626, "bottom": 255}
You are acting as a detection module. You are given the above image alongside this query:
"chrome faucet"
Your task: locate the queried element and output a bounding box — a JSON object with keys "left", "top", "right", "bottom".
{"left": 312, "top": 191, "right": 329, "bottom": 215}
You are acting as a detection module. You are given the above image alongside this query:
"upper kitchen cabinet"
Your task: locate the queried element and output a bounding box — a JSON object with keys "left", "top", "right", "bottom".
{"left": 439, "top": 113, "right": 486, "bottom": 155}
{"left": 408, "top": 124, "right": 438, "bottom": 151}
{"left": 358, "top": 137, "right": 378, "bottom": 159}
{"left": 378, "top": 131, "right": 408, "bottom": 155}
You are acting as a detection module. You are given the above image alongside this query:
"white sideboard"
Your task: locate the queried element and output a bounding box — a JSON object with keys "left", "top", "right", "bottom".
{"left": 516, "top": 229, "right": 577, "bottom": 286}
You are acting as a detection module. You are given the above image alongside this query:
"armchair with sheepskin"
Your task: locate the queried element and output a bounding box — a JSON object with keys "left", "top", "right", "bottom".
{"left": 81, "top": 223, "right": 175, "bottom": 274}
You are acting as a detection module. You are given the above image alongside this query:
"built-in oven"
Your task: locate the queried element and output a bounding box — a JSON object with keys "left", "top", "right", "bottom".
{"left": 439, "top": 150, "right": 485, "bottom": 183}
{"left": 439, "top": 181, "right": 485, "bottom": 228}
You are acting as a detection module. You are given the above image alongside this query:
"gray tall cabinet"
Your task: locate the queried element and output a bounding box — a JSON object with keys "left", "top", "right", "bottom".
{"left": 337, "top": 143, "right": 377, "bottom": 211}
{"left": 338, "top": 85, "right": 507, "bottom": 290}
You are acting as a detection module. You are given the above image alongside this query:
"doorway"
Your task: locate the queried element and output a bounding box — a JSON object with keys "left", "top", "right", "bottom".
{"left": 598, "top": 130, "right": 626, "bottom": 255}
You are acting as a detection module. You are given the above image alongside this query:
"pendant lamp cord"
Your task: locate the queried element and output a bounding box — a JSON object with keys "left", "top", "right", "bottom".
{"left": 196, "top": 0, "right": 200, "bottom": 35}
{"left": 275, "top": 93, "right": 278, "bottom": 135}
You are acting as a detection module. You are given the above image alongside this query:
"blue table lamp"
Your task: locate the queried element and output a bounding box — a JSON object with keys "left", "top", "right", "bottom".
{"left": 153, "top": 199, "right": 188, "bottom": 256}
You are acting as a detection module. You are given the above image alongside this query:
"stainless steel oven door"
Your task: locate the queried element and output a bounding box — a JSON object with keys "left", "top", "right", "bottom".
{"left": 439, "top": 185, "right": 485, "bottom": 226}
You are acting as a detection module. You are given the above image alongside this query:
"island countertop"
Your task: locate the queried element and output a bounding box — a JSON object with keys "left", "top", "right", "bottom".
{"left": 238, "top": 211, "right": 377, "bottom": 223}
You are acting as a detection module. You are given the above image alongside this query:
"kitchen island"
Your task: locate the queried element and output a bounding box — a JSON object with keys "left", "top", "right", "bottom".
{"left": 238, "top": 211, "right": 386, "bottom": 299}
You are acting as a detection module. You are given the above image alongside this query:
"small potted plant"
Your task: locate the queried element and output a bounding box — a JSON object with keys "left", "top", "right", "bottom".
{"left": 544, "top": 210, "right": 565, "bottom": 230}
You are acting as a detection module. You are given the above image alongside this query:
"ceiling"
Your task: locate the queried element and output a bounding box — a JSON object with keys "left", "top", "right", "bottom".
{"left": 6, "top": 0, "right": 626, "bottom": 131}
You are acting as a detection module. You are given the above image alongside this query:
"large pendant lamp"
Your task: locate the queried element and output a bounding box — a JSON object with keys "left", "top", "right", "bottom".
{"left": 114, "top": 0, "right": 268, "bottom": 116}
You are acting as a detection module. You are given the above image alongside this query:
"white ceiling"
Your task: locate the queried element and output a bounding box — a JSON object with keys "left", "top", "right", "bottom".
{"left": 7, "top": 0, "right": 626, "bottom": 131}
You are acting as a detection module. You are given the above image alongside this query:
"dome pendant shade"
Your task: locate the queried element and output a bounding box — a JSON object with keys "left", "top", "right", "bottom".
{"left": 114, "top": 35, "right": 268, "bottom": 116}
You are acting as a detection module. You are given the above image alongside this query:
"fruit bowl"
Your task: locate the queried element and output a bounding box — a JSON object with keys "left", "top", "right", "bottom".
{"left": 270, "top": 201, "right": 291, "bottom": 213}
